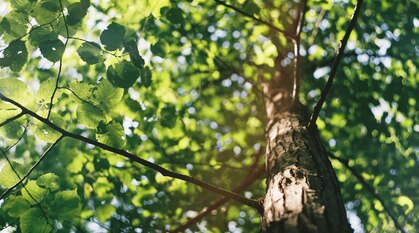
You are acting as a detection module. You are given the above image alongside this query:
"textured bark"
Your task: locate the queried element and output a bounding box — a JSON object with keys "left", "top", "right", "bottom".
{"left": 261, "top": 78, "right": 352, "bottom": 233}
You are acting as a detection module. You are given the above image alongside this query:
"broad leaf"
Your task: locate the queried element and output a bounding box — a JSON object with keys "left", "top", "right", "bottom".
{"left": 51, "top": 189, "right": 80, "bottom": 214}
{"left": 39, "top": 39, "right": 65, "bottom": 62}
{"left": 95, "top": 204, "right": 115, "bottom": 223}
{"left": 96, "top": 121, "right": 126, "bottom": 148}
{"left": 36, "top": 173, "right": 61, "bottom": 191}
{"left": 21, "top": 180, "right": 47, "bottom": 204}
{"left": 124, "top": 40, "right": 144, "bottom": 68}
{"left": 67, "top": 2, "right": 89, "bottom": 26}
{"left": 2, "top": 196, "right": 30, "bottom": 218}
{"left": 107, "top": 60, "right": 140, "bottom": 88}
{"left": 76, "top": 103, "right": 106, "bottom": 129}
{"left": 100, "top": 22, "right": 125, "bottom": 51}
{"left": 76, "top": 42, "right": 103, "bottom": 64}
{"left": 0, "top": 40, "right": 28, "bottom": 72}
{"left": 20, "top": 208, "right": 52, "bottom": 233}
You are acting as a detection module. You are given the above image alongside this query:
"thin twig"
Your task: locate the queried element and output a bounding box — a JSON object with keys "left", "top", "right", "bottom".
{"left": 0, "top": 112, "right": 24, "bottom": 128}
{"left": 292, "top": 0, "right": 308, "bottom": 102}
{"left": 0, "top": 136, "right": 64, "bottom": 201}
{"left": 213, "top": 0, "right": 295, "bottom": 40}
{"left": 307, "top": 0, "right": 363, "bottom": 129}
{"left": 328, "top": 152, "right": 406, "bottom": 233}
{"left": 0, "top": 93, "right": 261, "bottom": 210}
{"left": 47, "top": 0, "right": 70, "bottom": 120}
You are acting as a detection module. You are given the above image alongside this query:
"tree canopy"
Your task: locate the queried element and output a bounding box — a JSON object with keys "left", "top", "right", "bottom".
{"left": 0, "top": 0, "right": 417, "bottom": 232}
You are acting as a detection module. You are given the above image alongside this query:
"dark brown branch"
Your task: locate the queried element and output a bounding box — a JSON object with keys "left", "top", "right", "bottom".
{"left": 292, "top": 0, "right": 308, "bottom": 102}
{"left": 0, "top": 136, "right": 64, "bottom": 200}
{"left": 0, "top": 112, "right": 24, "bottom": 128}
{"left": 328, "top": 152, "right": 407, "bottom": 233}
{"left": 307, "top": 0, "right": 363, "bottom": 129}
{"left": 0, "top": 93, "right": 261, "bottom": 210}
{"left": 213, "top": 0, "right": 295, "bottom": 40}
{"left": 171, "top": 165, "right": 265, "bottom": 232}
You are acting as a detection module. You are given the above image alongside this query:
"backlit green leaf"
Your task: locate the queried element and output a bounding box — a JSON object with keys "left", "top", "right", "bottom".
{"left": 77, "top": 103, "right": 106, "bottom": 128}
{"left": 21, "top": 180, "right": 47, "bottom": 204}
{"left": 77, "top": 42, "right": 103, "bottom": 64}
{"left": 96, "top": 121, "right": 126, "bottom": 148}
{"left": 67, "top": 2, "right": 89, "bottom": 26}
{"left": 2, "top": 196, "right": 30, "bottom": 218}
{"left": 95, "top": 204, "right": 115, "bottom": 223}
{"left": 20, "top": 208, "right": 52, "bottom": 233}
{"left": 36, "top": 173, "right": 61, "bottom": 191}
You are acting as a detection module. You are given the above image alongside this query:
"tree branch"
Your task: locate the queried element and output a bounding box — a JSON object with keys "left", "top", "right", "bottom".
{"left": 0, "top": 93, "right": 261, "bottom": 210}
{"left": 292, "top": 0, "right": 308, "bottom": 102}
{"left": 47, "top": 0, "right": 70, "bottom": 119}
{"left": 307, "top": 0, "right": 363, "bottom": 129}
{"left": 0, "top": 112, "right": 24, "bottom": 128}
{"left": 328, "top": 152, "right": 407, "bottom": 233}
{"left": 171, "top": 165, "right": 265, "bottom": 232}
{"left": 0, "top": 136, "right": 64, "bottom": 201}
{"left": 213, "top": 0, "right": 295, "bottom": 40}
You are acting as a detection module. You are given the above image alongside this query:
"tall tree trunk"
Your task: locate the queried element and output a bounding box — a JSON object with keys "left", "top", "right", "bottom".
{"left": 261, "top": 76, "right": 352, "bottom": 232}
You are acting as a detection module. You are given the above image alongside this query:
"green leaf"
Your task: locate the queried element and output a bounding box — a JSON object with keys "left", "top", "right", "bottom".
{"left": 107, "top": 60, "right": 140, "bottom": 88}
{"left": 94, "top": 79, "right": 124, "bottom": 111}
{"left": 76, "top": 42, "right": 103, "bottom": 64}
{"left": 20, "top": 208, "right": 52, "bottom": 233}
{"left": 39, "top": 39, "right": 65, "bottom": 62}
{"left": 69, "top": 81, "right": 94, "bottom": 99}
{"left": 0, "top": 78, "right": 34, "bottom": 108}
{"left": 32, "top": 1, "right": 60, "bottom": 25}
{"left": 21, "top": 180, "right": 47, "bottom": 204}
{"left": 39, "top": 0, "right": 60, "bottom": 12}
{"left": 67, "top": 2, "right": 89, "bottom": 26}
{"left": 140, "top": 66, "right": 152, "bottom": 88}
{"left": 2, "top": 196, "right": 30, "bottom": 218}
{"left": 0, "top": 12, "right": 28, "bottom": 40}
{"left": 36, "top": 173, "right": 60, "bottom": 191}
{"left": 36, "top": 78, "right": 62, "bottom": 107}
{"left": 100, "top": 22, "right": 126, "bottom": 51}
{"left": 0, "top": 161, "right": 22, "bottom": 188}
{"left": 124, "top": 40, "right": 144, "bottom": 68}
{"left": 0, "top": 120, "right": 24, "bottom": 139}
{"left": 76, "top": 103, "right": 106, "bottom": 129}
{"left": 96, "top": 121, "right": 126, "bottom": 148}
{"left": 396, "top": 196, "right": 414, "bottom": 214}
{"left": 151, "top": 39, "right": 170, "bottom": 57}
{"left": 160, "top": 104, "right": 177, "bottom": 128}
{"left": 28, "top": 26, "right": 58, "bottom": 46}
{"left": 165, "top": 8, "right": 184, "bottom": 24}
{"left": 0, "top": 40, "right": 28, "bottom": 72}
{"left": 35, "top": 112, "right": 64, "bottom": 143}
{"left": 95, "top": 204, "right": 115, "bottom": 223}
{"left": 51, "top": 189, "right": 80, "bottom": 214}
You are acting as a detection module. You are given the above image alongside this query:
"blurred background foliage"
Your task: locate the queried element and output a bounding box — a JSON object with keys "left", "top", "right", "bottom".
{"left": 0, "top": 0, "right": 417, "bottom": 232}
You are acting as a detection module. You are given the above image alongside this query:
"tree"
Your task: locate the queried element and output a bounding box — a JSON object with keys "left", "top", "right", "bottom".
{"left": 0, "top": 0, "right": 417, "bottom": 232}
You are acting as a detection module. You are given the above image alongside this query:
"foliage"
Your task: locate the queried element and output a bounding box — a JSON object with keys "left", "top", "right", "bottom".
{"left": 0, "top": 0, "right": 417, "bottom": 232}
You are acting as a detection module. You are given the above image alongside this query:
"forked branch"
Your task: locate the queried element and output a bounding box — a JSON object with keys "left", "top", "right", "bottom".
{"left": 0, "top": 93, "right": 261, "bottom": 210}
{"left": 307, "top": 0, "right": 363, "bottom": 129}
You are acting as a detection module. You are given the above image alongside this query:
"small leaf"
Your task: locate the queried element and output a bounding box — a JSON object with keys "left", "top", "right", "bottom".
{"left": 95, "top": 204, "right": 115, "bottom": 223}
{"left": 77, "top": 42, "right": 103, "bottom": 64}
{"left": 160, "top": 104, "right": 177, "bottom": 128}
{"left": 151, "top": 39, "right": 170, "bottom": 57}
{"left": 36, "top": 173, "right": 61, "bottom": 191}
{"left": 51, "top": 189, "right": 80, "bottom": 214}
{"left": 165, "top": 8, "right": 184, "bottom": 24}
{"left": 100, "top": 22, "right": 126, "bottom": 51}
{"left": 2, "top": 196, "right": 30, "bottom": 218}
{"left": 21, "top": 180, "right": 47, "bottom": 204}
{"left": 94, "top": 79, "right": 123, "bottom": 111}
{"left": 124, "top": 40, "right": 144, "bottom": 68}
{"left": 20, "top": 208, "right": 52, "bottom": 233}
{"left": 396, "top": 196, "right": 414, "bottom": 214}
{"left": 67, "top": 2, "right": 89, "bottom": 26}
{"left": 107, "top": 60, "right": 140, "bottom": 88}
{"left": 0, "top": 40, "right": 28, "bottom": 72}
{"left": 39, "top": 39, "right": 65, "bottom": 62}
{"left": 77, "top": 103, "right": 106, "bottom": 129}
{"left": 96, "top": 121, "right": 126, "bottom": 148}
{"left": 140, "top": 67, "right": 152, "bottom": 88}
{"left": 0, "top": 161, "right": 23, "bottom": 188}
